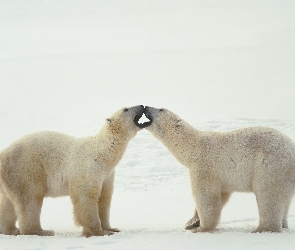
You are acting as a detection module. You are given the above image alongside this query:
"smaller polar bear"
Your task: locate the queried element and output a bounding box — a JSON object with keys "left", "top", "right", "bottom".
{"left": 144, "top": 106, "right": 295, "bottom": 233}
{"left": 0, "top": 105, "right": 146, "bottom": 237}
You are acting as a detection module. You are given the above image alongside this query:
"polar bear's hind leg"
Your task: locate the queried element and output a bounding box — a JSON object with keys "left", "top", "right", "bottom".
{"left": 282, "top": 195, "right": 294, "bottom": 229}
{"left": 14, "top": 193, "right": 54, "bottom": 236}
{"left": 0, "top": 194, "right": 19, "bottom": 235}
{"left": 253, "top": 190, "right": 287, "bottom": 233}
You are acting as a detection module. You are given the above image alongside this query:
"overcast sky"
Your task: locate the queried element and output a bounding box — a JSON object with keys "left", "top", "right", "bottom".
{"left": 1, "top": 0, "right": 295, "bottom": 130}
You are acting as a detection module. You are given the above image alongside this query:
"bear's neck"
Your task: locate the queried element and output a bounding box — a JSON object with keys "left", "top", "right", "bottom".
{"left": 159, "top": 124, "right": 200, "bottom": 168}
{"left": 93, "top": 128, "right": 130, "bottom": 170}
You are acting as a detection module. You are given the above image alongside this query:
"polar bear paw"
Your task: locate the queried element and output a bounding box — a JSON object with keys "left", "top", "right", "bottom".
{"left": 18, "top": 229, "right": 54, "bottom": 236}
{"left": 107, "top": 228, "right": 120, "bottom": 233}
{"left": 82, "top": 228, "right": 115, "bottom": 238}
{"left": 185, "top": 218, "right": 200, "bottom": 230}
{"left": 251, "top": 225, "right": 282, "bottom": 233}
{"left": 0, "top": 227, "right": 20, "bottom": 236}
{"left": 38, "top": 230, "right": 55, "bottom": 236}
{"left": 191, "top": 227, "right": 215, "bottom": 233}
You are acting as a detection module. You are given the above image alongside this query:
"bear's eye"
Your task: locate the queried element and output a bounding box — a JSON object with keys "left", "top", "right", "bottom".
{"left": 124, "top": 108, "right": 129, "bottom": 112}
{"left": 159, "top": 108, "right": 164, "bottom": 112}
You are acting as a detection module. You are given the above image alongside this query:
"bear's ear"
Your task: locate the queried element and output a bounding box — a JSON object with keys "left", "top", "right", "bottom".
{"left": 106, "top": 118, "right": 112, "bottom": 124}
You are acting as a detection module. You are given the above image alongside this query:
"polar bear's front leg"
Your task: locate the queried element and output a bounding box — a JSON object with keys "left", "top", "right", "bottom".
{"left": 98, "top": 171, "right": 120, "bottom": 233}
{"left": 70, "top": 185, "right": 112, "bottom": 237}
{"left": 186, "top": 192, "right": 231, "bottom": 231}
{"left": 190, "top": 180, "right": 223, "bottom": 233}
{"left": 192, "top": 192, "right": 222, "bottom": 233}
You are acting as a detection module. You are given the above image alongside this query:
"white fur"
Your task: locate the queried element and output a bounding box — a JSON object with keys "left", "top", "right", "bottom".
{"left": 0, "top": 106, "right": 143, "bottom": 237}
{"left": 145, "top": 107, "right": 295, "bottom": 233}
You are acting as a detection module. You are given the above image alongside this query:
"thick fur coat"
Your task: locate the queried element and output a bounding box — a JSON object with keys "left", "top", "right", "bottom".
{"left": 0, "top": 105, "right": 144, "bottom": 237}
{"left": 144, "top": 106, "right": 295, "bottom": 233}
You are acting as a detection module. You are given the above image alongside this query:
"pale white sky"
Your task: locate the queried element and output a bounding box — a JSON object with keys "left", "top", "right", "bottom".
{"left": 1, "top": 0, "right": 295, "bottom": 127}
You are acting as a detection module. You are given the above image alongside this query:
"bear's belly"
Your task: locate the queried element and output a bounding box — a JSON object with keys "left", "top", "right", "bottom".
{"left": 218, "top": 166, "right": 254, "bottom": 193}
{"left": 221, "top": 178, "right": 253, "bottom": 193}
{"left": 45, "top": 173, "right": 69, "bottom": 197}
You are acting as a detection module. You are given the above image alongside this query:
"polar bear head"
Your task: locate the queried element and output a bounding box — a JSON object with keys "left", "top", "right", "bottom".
{"left": 105, "top": 105, "right": 147, "bottom": 139}
{"left": 143, "top": 106, "right": 186, "bottom": 140}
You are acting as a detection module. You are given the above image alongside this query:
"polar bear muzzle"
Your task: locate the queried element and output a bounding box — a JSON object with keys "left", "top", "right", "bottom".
{"left": 143, "top": 106, "right": 161, "bottom": 127}
{"left": 134, "top": 112, "right": 152, "bottom": 128}
{"left": 133, "top": 106, "right": 152, "bottom": 128}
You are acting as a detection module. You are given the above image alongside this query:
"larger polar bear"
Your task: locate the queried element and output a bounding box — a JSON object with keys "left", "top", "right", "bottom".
{"left": 144, "top": 106, "right": 295, "bottom": 233}
{"left": 0, "top": 105, "right": 146, "bottom": 237}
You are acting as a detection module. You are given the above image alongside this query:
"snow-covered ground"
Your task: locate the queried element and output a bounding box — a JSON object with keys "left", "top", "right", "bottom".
{"left": 1, "top": 118, "right": 295, "bottom": 250}
{"left": 1, "top": 0, "right": 295, "bottom": 249}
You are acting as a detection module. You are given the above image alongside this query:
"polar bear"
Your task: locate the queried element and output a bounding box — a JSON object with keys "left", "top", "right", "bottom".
{"left": 0, "top": 105, "right": 146, "bottom": 237}
{"left": 143, "top": 106, "right": 295, "bottom": 233}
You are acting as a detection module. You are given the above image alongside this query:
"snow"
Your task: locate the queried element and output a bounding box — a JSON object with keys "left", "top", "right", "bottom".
{"left": 1, "top": 0, "right": 295, "bottom": 249}
{"left": 1, "top": 119, "right": 295, "bottom": 249}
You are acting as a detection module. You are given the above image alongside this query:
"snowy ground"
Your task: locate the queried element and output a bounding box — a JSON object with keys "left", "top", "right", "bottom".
{"left": 1, "top": 0, "right": 295, "bottom": 249}
{"left": 1, "top": 118, "right": 295, "bottom": 250}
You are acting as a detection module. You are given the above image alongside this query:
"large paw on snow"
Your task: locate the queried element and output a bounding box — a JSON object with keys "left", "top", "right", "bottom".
{"left": 82, "top": 228, "right": 115, "bottom": 238}
{"left": 185, "top": 218, "right": 200, "bottom": 230}
{"left": 0, "top": 227, "right": 20, "bottom": 236}
{"left": 108, "top": 228, "right": 120, "bottom": 233}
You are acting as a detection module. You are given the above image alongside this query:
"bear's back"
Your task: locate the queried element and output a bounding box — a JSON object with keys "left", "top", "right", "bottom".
{"left": 0, "top": 131, "right": 78, "bottom": 196}
{"left": 203, "top": 126, "right": 295, "bottom": 192}
{"left": 2, "top": 131, "right": 75, "bottom": 161}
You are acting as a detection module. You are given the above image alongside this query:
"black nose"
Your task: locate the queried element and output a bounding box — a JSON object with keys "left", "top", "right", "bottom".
{"left": 140, "top": 105, "right": 144, "bottom": 108}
